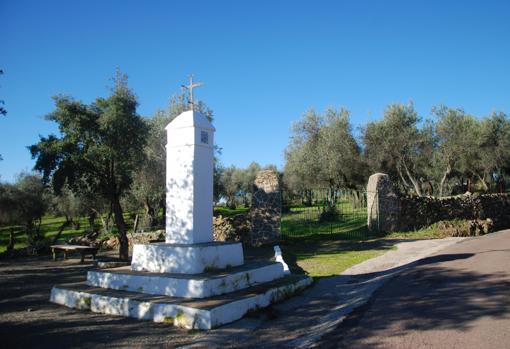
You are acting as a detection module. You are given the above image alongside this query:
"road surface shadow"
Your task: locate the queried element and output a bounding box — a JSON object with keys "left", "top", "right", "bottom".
{"left": 316, "top": 252, "right": 510, "bottom": 349}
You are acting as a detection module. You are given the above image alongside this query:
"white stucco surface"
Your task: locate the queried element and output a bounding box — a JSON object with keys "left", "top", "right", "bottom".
{"left": 50, "top": 287, "right": 91, "bottom": 310}
{"left": 130, "top": 242, "right": 244, "bottom": 274}
{"left": 87, "top": 262, "right": 285, "bottom": 298}
{"left": 165, "top": 110, "right": 215, "bottom": 244}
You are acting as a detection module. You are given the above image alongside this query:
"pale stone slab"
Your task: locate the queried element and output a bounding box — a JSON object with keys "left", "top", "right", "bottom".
{"left": 130, "top": 242, "right": 244, "bottom": 274}
{"left": 87, "top": 261, "right": 285, "bottom": 298}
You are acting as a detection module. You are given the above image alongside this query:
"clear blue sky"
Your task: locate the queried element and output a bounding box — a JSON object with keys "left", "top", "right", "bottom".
{"left": 1, "top": 0, "right": 509, "bottom": 182}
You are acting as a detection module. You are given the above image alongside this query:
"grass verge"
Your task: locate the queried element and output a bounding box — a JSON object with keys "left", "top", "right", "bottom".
{"left": 382, "top": 219, "right": 474, "bottom": 240}
{"left": 282, "top": 238, "right": 395, "bottom": 278}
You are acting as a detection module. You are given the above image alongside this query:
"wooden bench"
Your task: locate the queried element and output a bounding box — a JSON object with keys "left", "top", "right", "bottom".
{"left": 50, "top": 245, "right": 99, "bottom": 263}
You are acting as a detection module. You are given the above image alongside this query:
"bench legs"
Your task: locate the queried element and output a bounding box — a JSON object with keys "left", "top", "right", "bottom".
{"left": 52, "top": 249, "right": 97, "bottom": 263}
{"left": 79, "top": 252, "right": 96, "bottom": 263}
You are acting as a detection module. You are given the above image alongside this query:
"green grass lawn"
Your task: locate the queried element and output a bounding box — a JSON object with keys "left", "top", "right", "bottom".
{"left": 0, "top": 212, "right": 138, "bottom": 254}
{"left": 280, "top": 200, "right": 458, "bottom": 277}
{"left": 281, "top": 224, "right": 446, "bottom": 278}
{"left": 0, "top": 216, "right": 86, "bottom": 253}
{"left": 279, "top": 200, "right": 388, "bottom": 277}
{"left": 213, "top": 206, "right": 249, "bottom": 217}
{"left": 282, "top": 238, "right": 395, "bottom": 277}
{"left": 281, "top": 200, "right": 370, "bottom": 240}
{"left": 1, "top": 207, "right": 252, "bottom": 254}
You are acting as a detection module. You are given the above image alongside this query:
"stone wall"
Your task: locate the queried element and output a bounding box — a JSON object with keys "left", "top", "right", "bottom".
{"left": 101, "top": 231, "right": 165, "bottom": 250}
{"left": 213, "top": 214, "right": 251, "bottom": 242}
{"left": 249, "top": 170, "right": 281, "bottom": 246}
{"left": 400, "top": 193, "right": 510, "bottom": 231}
{"left": 367, "top": 173, "right": 510, "bottom": 232}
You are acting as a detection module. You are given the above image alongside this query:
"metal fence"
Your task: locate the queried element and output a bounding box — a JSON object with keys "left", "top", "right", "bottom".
{"left": 281, "top": 188, "right": 371, "bottom": 240}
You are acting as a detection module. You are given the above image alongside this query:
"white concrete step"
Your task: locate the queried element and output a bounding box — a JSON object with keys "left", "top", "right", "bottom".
{"left": 87, "top": 261, "right": 285, "bottom": 298}
{"left": 51, "top": 274, "right": 313, "bottom": 330}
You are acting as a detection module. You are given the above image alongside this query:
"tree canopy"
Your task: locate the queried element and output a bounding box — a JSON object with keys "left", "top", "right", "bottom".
{"left": 284, "top": 108, "right": 366, "bottom": 192}
{"left": 283, "top": 103, "right": 510, "bottom": 197}
{"left": 29, "top": 70, "right": 147, "bottom": 259}
{"left": 0, "top": 173, "right": 48, "bottom": 252}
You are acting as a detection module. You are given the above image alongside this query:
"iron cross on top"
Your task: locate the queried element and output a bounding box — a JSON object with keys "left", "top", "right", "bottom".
{"left": 181, "top": 74, "right": 203, "bottom": 109}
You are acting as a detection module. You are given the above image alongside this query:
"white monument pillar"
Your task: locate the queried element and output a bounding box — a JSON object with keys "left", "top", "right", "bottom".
{"left": 130, "top": 109, "right": 244, "bottom": 274}
{"left": 165, "top": 110, "right": 215, "bottom": 244}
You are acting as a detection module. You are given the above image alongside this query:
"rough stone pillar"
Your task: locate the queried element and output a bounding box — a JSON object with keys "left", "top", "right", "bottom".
{"left": 250, "top": 170, "right": 281, "bottom": 246}
{"left": 367, "top": 173, "right": 401, "bottom": 232}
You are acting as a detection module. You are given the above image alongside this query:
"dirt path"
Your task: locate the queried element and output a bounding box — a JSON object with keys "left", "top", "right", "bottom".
{"left": 0, "top": 256, "right": 189, "bottom": 349}
{"left": 318, "top": 230, "right": 510, "bottom": 349}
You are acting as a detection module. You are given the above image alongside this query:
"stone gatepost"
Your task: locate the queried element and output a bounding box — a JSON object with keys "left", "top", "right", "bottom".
{"left": 367, "top": 173, "right": 401, "bottom": 232}
{"left": 250, "top": 170, "right": 281, "bottom": 246}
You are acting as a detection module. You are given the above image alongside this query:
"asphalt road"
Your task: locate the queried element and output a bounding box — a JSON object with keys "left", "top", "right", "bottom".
{"left": 318, "top": 230, "right": 510, "bottom": 349}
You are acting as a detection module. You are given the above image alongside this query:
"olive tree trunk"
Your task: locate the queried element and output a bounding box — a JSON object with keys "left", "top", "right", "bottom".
{"left": 112, "top": 195, "right": 129, "bottom": 261}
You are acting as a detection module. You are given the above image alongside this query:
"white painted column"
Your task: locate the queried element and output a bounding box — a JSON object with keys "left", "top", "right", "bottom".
{"left": 165, "top": 110, "right": 215, "bottom": 244}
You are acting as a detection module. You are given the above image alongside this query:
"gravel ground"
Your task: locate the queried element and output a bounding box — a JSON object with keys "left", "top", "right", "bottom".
{"left": 0, "top": 256, "right": 190, "bottom": 349}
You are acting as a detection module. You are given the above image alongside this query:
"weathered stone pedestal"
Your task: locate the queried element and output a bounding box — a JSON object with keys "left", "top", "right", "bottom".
{"left": 50, "top": 109, "right": 312, "bottom": 329}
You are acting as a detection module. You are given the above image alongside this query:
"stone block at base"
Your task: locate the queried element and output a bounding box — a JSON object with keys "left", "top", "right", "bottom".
{"left": 131, "top": 242, "right": 244, "bottom": 274}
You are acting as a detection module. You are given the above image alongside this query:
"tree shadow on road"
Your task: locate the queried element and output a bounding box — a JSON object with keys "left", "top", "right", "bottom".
{"left": 317, "top": 252, "right": 510, "bottom": 348}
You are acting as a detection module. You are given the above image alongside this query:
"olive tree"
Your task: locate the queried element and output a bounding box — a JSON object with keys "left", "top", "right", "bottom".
{"left": 0, "top": 173, "right": 49, "bottom": 253}
{"left": 433, "top": 106, "right": 481, "bottom": 196}
{"left": 284, "top": 108, "right": 365, "bottom": 191}
{"left": 30, "top": 71, "right": 148, "bottom": 260}
{"left": 477, "top": 112, "right": 510, "bottom": 192}
{"left": 363, "top": 103, "right": 434, "bottom": 196}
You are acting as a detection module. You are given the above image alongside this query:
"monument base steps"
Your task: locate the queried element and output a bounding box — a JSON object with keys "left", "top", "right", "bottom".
{"left": 51, "top": 275, "right": 312, "bottom": 330}
{"left": 86, "top": 261, "right": 286, "bottom": 298}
